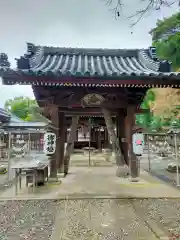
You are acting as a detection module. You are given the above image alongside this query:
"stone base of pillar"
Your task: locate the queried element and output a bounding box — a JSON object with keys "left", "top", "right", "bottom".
{"left": 129, "top": 177, "right": 140, "bottom": 182}
{"left": 48, "top": 177, "right": 59, "bottom": 182}
{"left": 64, "top": 156, "right": 70, "bottom": 176}
{"left": 57, "top": 172, "right": 64, "bottom": 178}
{"left": 130, "top": 156, "right": 140, "bottom": 179}
{"left": 116, "top": 165, "right": 129, "bottom": 178}
{"left": 57, "top": 165, "right": 64, "bottom": 173}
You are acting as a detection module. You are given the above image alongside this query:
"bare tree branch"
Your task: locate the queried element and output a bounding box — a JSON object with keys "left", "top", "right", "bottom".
{"left": 128, "top": 0, "right": 155, "bottom": 27}
{"left": 104, "top": 0, "right": 123, "bottom": 19}
{"left": 104, "top": 0, "right": 180, "bottom": 25}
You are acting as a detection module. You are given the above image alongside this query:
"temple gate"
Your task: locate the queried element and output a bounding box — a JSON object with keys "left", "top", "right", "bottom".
{"left": 1, "top": 43, "right": 180, "bottom": 181}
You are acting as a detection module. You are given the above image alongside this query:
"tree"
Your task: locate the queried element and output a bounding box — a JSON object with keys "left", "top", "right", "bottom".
{"left": 136, "top": 89, "right": 156, "bottom": 129}
{"left": 152, "top": 88, "right": 180, "bottom": 117}
{"left": 0, "top": 53, "right": 10, "bottom": 69}
{"left": 4, "top": 96, "right": 47, "bottom": 122}
{"left": 106, "top": 0, "right": 179, "bottom": 25}
{"left": 154, "top": 34, "right": 180, "bottom": 70}
{"left": 147, "top": 13, "right": 180, "bottom": 125}
{"left": 150, "top": 12, "right": 180, "bottom": 41}
{"left": 150, "top": 12, "right": 180, "bottom": 70}
{"left": 149, "top": 116, "right": 164, "bottom": 131}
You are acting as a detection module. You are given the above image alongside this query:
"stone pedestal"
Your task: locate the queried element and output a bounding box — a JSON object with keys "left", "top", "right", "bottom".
{"left": 116, "top": 165, "right": 129, "bottom": 178}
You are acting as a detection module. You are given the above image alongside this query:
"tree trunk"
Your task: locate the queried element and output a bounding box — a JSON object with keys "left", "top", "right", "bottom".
{"left": 102, "top": 108, "right": 129, "bottom": 177}
{"left": 64, "top": 116, "right": 79, "bottom": 175}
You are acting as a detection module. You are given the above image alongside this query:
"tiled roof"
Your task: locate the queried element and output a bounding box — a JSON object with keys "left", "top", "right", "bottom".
{"left": 3, "top": 121, "right": 49, "bottom": 128}
{"left": 0, "top": 108, "right": 10, "bottom": 121}
{"left": 12, "top": 43, "right": 179, "bottom": 79}
{"left": 2, "top": 121, "right": 56, "bottom": 132}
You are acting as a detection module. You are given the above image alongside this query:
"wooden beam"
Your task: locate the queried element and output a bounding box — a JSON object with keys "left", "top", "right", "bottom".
{"left": 57, "top": 100, "right": 128, "bottom": 108}
{"left": 60, "top": 107, "right": 149, "bottom": 115}
{"left": 60, "top": 107, "right": 111, "bottom": 114}
{"left": 33, "top": 85, "right": 147, "bottom": 108}
{"left": 136, "top": 109, "right": 150, "bottom": 114}
{"left": 4, "top": 74, "right": 180, "bottom": 86}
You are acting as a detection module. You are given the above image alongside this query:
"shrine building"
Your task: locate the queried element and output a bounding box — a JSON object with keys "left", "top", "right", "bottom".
{"left": 1, "top": 43, "right": 180, "bottom": 179}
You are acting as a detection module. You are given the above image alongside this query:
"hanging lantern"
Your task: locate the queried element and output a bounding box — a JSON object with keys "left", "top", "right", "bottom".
{"left": 132, "top": 133, "right": 144, "bottom": 156}
{"left": 43, "top": 132, "right": 56, "bottom": 155}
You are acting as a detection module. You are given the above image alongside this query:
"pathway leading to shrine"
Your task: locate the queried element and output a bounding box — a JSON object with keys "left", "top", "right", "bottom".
{"left": 50, "top": 168, "right": 180, "bottom": 239}
{"left": 1, "top": 166, "right": 180, "bottom": 199}
{"left": 51, "top": 199, "right": 161, "bottom": 240}
{"left": 56, "top": 166, "right": 180, "bottom": 199}
{"left": 1, "top": 166, "right": 180, "bottom": 239}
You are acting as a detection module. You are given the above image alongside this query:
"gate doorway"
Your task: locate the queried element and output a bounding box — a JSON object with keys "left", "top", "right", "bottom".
{"left": 68, "top": 118, "right": 116, "bottom": 167}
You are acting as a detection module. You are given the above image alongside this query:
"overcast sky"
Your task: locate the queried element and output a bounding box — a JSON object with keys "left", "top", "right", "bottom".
{"left": 0, "top": 0, "right": 179, "bottom": 107}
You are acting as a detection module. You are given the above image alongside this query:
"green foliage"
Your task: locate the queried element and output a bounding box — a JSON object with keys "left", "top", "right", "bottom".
{"left": 136, "top": 89, "right": 156, "bottom": 129}
{"left": 136, "top": 89, "right": 174, "bottom": 131}
{"left": 150, "top": 12, "right": 180, "bottom": 41}
{"left": 145, "top": 13, "right": 180, "bottom": 130}
{"left": 154, "top": 33, "right": 180, "bottom": 70}
{"left": 136, "top": 113, "right": 152, "bottom": 129}
{"left": 4, "top": 96, "right": 46, "bottom": 122}
{"left": 170, "top": 119, "right": 180, "bottom": 128}
{"left": 151, "top": 12, "right": 180, "bottom": 70}
{"left": 136, "top": 87, "right": 180, "bottom": 131}
{"left": 141, "top": 89, "right": 155, "bottom": 109}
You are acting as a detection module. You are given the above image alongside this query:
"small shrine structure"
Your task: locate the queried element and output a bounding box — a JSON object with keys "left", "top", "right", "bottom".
{"left": 1, "top": 43, "right": 180, "bottom": 180}
{"left": 0, "top": 107, "right": 53, "bottom": 158}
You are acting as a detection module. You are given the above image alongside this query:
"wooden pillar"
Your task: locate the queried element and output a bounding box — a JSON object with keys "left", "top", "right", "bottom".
{"left": 104, "top": 127, "right": 109, "bottom": 148}
{"left": 125, "top": 105, "right": 139, "bottom": 180}
{"left": 102, "top": 108, "right": 129, "bottom": 177}
{"left": 97, "top": 128, "right": 101, "bottom": 150}
{"left": 64, "top": 116, "right": 79, "bottom": 175}
{"left": 49, "top": 105, "right": 59, "bottom": 179}
{"left": 92, "top": 128, "right": 95, "bottom": 142}
{"left": 117, "top": 110, "right": 129, "bottom": 165}
{"left": 76, "top": 129, "right": 78, "bottom": 141}
{"left": 102, "top": 108, "right": 125, "bottom": 166}
{"left": 57, "top": 112, "right": 65, "bottom": 173}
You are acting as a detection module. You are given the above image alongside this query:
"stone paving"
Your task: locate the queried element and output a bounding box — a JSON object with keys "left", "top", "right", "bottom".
{"left": 51, "top": 198, "right": 180, "bottom": 240}
{"left": 70, "top": 152, "right": 116, "bottom": 167}
{"left": 56, "top": 167, "right": 180, "bottom": 198}
{"left": 1, "top": 166, "right": 180, "bottom": 199}
{"left": 1, "top": 152, "right": 180, "bottom": 239}
{"left": 52, "top": 199, "right": 158, "bottom": 240}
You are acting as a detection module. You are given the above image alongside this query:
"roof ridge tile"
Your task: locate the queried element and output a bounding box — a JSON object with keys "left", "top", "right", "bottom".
{"left": 0, "top": 42, "right": 173, "bottom": 81}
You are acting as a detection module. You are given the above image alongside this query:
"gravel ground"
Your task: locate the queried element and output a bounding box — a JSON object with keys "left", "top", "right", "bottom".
{"left": 1, "top": 199, "right": 180, "bottom": 240}
{"left": 0, "top": 200, "right": 59, "bottom": 240}
{"left": 135, "top": 199, "right": 180, "bottom": 239}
